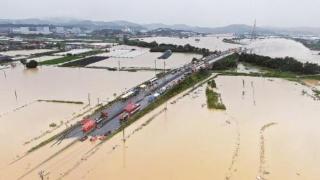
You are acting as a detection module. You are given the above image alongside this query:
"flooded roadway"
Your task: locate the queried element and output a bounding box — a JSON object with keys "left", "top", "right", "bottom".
{"left": 2, "top": 75, "right": 320, "bottom": 180}
{"left": 1, "top": 36, "right": 320, "bottom": 179}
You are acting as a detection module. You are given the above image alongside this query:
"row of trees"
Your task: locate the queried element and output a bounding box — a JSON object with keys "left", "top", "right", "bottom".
{"left": 123, "top": 39, "right": 211, "bottom": 56}
{"left": 239, "top": 53, "right": 320, "bottom": 75}
{"left": 211, "top": 54, "right": 238, "bottom": 70}
{"left": 294, "top": 38, "right": 320, "bottom": 51}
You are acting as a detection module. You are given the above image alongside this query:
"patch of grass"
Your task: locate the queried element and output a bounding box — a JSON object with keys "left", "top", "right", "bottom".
{"left": 207, "top": 79, "right": 217, "bottom": 88}
{"left": 40, "top": 55, "right": 81, "bottom": 65}
{"left": 205, "top": 88, "right": 226, "bottom": 110}
{"left": 300, "top": 75, "right": 320, "bottom": 80}
{"left": 216, "top": 69, "right": 301, "bottom": 81}
{"left": 38, "top": 99, "right": 84, "bottom": 104}
{"left": 59, "top": 56, "right": 107, "bottom": 67}
{"left": 27, "top": 124, "right": 77, "bottom": 153}
{"left": 313, "top": 89, "right": 320, "bottom": 97}
{"left": 40, "top": 50, "right": 104, "bottom": 65}
{"left": 49, "top": 123, "right": 57, "bottom": 128}
{"left": 212, "top": 53, "right": 238, "bottom": 71}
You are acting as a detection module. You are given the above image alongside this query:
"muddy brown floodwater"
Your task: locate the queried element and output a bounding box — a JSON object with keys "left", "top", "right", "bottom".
{"left": 0, "top": 65, "right": 154, "bottom": 171}
{"left": 2, "top": 75, "right": 320, "bottom": 180}
{"left": 89, "top": 52, "right": 201, "bottom": 69}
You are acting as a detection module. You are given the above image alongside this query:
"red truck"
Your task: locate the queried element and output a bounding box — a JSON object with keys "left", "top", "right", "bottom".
{"left": 120, "top": 103, "right": 141, "bottom": 122}
{"left": 81, "top": 111, "right": 109, "bottom": 133}
{"left": 120, "top": 103, "right": 141, "bottom": 121}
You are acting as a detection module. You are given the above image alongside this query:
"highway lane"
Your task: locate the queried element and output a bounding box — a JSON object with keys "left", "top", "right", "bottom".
{"left": 58, "top": 49, "right": 239, "bottom": 142}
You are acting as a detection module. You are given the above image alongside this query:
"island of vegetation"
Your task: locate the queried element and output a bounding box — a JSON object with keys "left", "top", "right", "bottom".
{"left": 222, "top": 38, "right": 242, "bottom": 45}
{"left": 294, "top": 38, "right": 320, "bottom": 51}
{"left": 211, "top": 54, "right": 238, "bottom": 70}
{"left": 205, "top": 79, "right": 226, "bottom": 110}
{"left": 26, "top": 60, "right": 38, "bottom": 69}
{"left": 205, "top": 87, "right": 226, "bottom": 110}
{"left": 209, "top": 52, "right": 320, "bottom": 85}
{"left": 238, "top": 53, "right": 320, "bottom": 75}
{"left": 123, "top": 38, "right": 211, "bottom": 56}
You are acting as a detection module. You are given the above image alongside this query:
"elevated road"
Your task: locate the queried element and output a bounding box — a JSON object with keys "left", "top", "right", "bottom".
{"left": 56, "top": 48, "right": 241, "bottom": 143}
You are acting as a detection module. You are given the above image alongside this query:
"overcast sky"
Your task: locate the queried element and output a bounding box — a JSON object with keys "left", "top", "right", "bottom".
{"left": 1, "top": 0, "right": 320, "bottom": 27}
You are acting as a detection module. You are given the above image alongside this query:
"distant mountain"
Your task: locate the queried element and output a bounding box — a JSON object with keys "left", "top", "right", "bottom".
{"left": 1, "top": 18, "right": 320, "bottom": 36}
{"left": 263, "top": 27, "right": 320, "bottom": 36}
{"left": 0, "top": 19, "right": 260, "bottom": 34}
{"left": 0, "top": 18, "right": 146, "bottom": 31}
{"left": 145, "top": 28, "right": 201, "bottom": 37}
{"left": 144, "top": 23, "right": 274, "bottom": 34}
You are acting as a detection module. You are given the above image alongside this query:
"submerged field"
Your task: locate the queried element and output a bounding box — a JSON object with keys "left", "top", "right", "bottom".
{"left": 0, "top": 65, "right": 154, "bottom": 169}
{"left": 89, "top": 52, "right": 201, "bottom": 69}
{"left": 2, "top": 75, "right": 320, "bottom": 180}
{"left": 1, "top": 36, "right": 320, "bottom": 180}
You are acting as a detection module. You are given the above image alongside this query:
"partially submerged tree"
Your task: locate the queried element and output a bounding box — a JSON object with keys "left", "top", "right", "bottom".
{"left": 26, "top": 60, "right": 38, "bottom": 69}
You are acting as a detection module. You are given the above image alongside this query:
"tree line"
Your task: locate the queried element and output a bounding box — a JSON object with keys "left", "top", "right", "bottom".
{"left": 239, "top": 53, "right": 320, "bottom": 75}
{"left": 211, "top": 54, "right": 238, "bottom": 70}
{"left": 123, "top": 38, "right": 211, "bottom": 56}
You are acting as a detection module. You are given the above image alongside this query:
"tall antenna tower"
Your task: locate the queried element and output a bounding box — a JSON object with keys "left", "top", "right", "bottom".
{"left": 250, "top": 19, "right": 257, "bottom": 41}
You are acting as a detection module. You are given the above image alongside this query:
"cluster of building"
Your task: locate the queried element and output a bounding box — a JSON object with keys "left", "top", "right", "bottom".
{"left": 0, "top": 37, "right": 55, "bottom": 52}
{"left": 8, "top": 26, "right": 85, "bottom": 36}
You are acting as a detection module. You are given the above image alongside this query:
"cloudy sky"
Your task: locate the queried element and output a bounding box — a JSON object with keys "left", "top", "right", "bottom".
{"left": 1, "top": 0, "right": 319, "bottom": 27}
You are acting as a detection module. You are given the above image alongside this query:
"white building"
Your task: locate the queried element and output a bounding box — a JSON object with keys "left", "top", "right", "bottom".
{"left": 70, "top": 27, "right": 81, "bottom": 34}
{"left": 36, "top": 27, "right": 51, "bottom": 35}
{"left": 11, "top": 26, "right": 51, "bottom": 35}
{"left": 12, "top": 27, "right": 30, "bottom": 34}
{"left": 55, "top": 27, "right": 65, "bottom": 34}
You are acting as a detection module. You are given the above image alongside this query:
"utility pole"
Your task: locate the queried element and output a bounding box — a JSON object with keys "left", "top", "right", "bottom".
{"left": 2, "top": 70, "right": 6, "bottom": 79}
{"left": 88, "top": 93, "right": 91, "bottom": 106}
{"left": 154, "top": 59, "right": 157, "bottom": 76}
{"left": 38, "top": 170, "right": 44, "bottom": 180}
{"left": 122, "top": 125, "right": 127, "bottom": 168}
{"left": 118, "top": 60, "right": 121, "bottom": 71}
{"left": 14, "top": 90, "right": 18, "bottom": 102}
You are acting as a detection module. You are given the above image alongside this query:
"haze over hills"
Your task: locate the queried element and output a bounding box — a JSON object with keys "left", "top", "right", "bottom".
{"left": 1, "top": 18, "right": 320, "bottom": 36}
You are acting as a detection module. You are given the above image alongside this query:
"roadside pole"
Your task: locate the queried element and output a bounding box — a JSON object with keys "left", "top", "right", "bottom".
{"left": 154, "top": 59, "right": 157, "bottom": 77}
{"left": 88, "top": 93, "right": 91, "bottom": 106}
{"left": 2, "top": 70, "right": 6, "bottom": 79}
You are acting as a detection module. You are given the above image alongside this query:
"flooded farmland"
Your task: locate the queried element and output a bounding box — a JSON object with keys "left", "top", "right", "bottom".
{"left": 247, "top": 38, "right": 320, "bottom": 64}
{"left": 0, "top": 65, "right": 154, "bottom": 113}
{"left": 4, "top": 75, "right": 320, "bottom": 180}
{"left": 0, "top": 49, "right": 56, "bottom": 57}
{"left": 140, "top": 35, "right": 242, "bottom": 51}
{"left": 0, "top": 65, "right": 154, "bottom": 169}
{"left": 90, "top": 52, "right": 201, "bottom": 69}
{"left": 142, "top": 36, "right": 320, "bottom": 65}
{"left": 1, "top": 35, "right": 320, "bottom": 180}
{"left": 29, "top": 55, "right": 63, "bottom": 62}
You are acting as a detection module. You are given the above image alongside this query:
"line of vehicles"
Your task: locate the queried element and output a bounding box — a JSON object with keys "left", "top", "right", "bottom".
{"left": 80, "top": 102, "right": 142, "bottom": 135}
{"left": 78, "top": 49, "right": 239, "bottom": 140}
